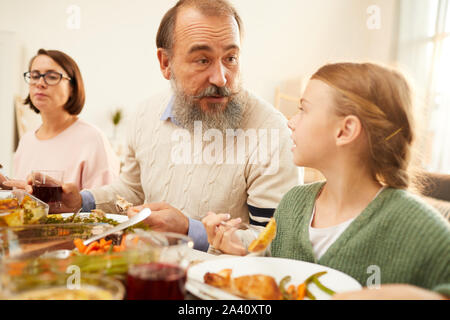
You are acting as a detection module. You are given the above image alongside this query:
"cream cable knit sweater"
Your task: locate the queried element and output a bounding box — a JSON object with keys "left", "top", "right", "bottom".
{"left": 87, "top": 90, "right": 299, "bottom": 245}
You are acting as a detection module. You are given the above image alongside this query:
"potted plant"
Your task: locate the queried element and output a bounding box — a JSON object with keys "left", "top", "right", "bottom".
{"left": 111, "top": 108, "right": 123, "bottom": 140}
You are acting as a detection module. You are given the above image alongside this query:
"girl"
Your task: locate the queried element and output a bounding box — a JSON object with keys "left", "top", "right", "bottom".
{"left": 202, "top": 62, "right": 449, "bottom": 299}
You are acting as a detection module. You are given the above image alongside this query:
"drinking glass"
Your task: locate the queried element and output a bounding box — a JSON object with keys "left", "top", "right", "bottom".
{"left": 31, "top": 170, "right": 64, "bottom": 212}
{"left": 125, "top": 231, "right": 193, "bottom": 300}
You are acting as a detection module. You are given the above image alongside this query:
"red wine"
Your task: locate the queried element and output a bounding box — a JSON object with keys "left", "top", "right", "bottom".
{"left": 32, "top": 185, "right": 63, "bottom": 204}
{"left": 126, "top": 263, "right": 186, "bottom": 300}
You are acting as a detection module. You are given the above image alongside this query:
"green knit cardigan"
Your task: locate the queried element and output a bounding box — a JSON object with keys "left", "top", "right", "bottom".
{"left": 270, "top": 182, "right": 450, "bottom": 296}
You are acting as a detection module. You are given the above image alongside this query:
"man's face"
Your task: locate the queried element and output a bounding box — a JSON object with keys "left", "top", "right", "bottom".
{"left": 169, "top": 8, "right": 242, "bottom": 114}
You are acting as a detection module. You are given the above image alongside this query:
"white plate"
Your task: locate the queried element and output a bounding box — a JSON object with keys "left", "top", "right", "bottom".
{"left": 186, "top": 256, "right": 362, "bottom": 300}
{"left": 59, "top": 212, "right": 129, "bottom": 223}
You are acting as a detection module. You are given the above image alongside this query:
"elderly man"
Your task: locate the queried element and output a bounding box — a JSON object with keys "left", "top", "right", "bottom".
{"left": 9, "top": 0, "right": 299, "bottom": 251}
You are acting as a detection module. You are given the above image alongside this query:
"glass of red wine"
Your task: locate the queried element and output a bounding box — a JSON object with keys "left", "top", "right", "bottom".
{"left": 125, "top": 231, "right": 193, "bottom": 300}
{"left": 31, "top": 170, "right": 64, "bottom": 212}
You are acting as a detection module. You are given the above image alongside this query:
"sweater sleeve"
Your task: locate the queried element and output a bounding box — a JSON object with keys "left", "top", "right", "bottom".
{"left": 86, "top": 108, "right": 146, "bottom": 213}
{"left": 244, "top": 115, "right": 299, "bottom": 224}
{"left": 237, "top": 115, "right": 299, "bottom": 247}
{"left": 432, "top": 283, "right": 450, "bottom": 297}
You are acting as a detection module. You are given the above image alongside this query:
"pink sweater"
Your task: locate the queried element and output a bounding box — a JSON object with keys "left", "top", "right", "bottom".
{"left": 14, "top": 119, "right": 120, "bottom": 190}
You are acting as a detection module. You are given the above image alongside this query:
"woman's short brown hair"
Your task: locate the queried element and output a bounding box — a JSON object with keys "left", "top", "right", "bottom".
{"left": 24, "top": 49, "right": 85, "bottom": 115}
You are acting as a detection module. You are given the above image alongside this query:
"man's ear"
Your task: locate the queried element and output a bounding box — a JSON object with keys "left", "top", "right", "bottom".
{"left": 335, "top": 115, "right": 362, "bottom": 147}
{"left": 157, "top": 48, "right": 171, "bottom": 80}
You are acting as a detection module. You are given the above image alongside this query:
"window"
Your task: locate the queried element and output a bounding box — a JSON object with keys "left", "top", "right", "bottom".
{"left": 398, "top": 0, "right": 450, "bottom": 174}
{"left": 428, "top": 0, "right": 450, "bottom": 174}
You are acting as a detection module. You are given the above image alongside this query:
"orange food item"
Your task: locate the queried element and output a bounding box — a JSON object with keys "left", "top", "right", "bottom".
{"left": 296, "top": 283, "right": 306, "bottom": 300}
{"left": 0, "top": 199, "right": 19, "bottom": 211}
{"left": 248, "top": 218, "right": 277, "bottom": 253}
{"left": 74, "top": 238, "right": 86, "bottom": 253}
{"left": 84, "top": 241, "right": 100, "bottom": 255}
{"left": 73, "top": 236, "right": 127, "bottom": 255}
{"left": 287, "top": 284, "right": 296, "bottom": 299}
{"left": 7, "top": 261, "right": 27, "bottom": 276}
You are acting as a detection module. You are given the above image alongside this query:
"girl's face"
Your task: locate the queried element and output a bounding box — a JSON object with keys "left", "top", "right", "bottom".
{"left": 288, "top": 79, "right": 341, "bottom": 168}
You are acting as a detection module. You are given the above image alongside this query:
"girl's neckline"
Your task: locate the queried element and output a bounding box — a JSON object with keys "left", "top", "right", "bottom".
{"left": 310, "top": 184, "right": 387, "bottom": 230}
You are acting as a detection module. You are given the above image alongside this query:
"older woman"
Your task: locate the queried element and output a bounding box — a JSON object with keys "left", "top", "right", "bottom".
{"left": 11, "top": 49, "right": 120, "bottom": 190}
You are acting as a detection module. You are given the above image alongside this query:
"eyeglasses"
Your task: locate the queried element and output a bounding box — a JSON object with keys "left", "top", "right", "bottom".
{"left": 24, "top": 71, "right": 72, "bottom": 86}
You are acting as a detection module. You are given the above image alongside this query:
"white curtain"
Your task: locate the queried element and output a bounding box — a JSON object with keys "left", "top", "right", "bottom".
{"left": 397, "top": 0, "right": 450, "bottom": 174}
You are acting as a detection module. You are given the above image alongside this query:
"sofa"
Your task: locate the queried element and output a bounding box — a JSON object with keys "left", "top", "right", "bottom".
{"left": 419, "top": 172, "right": 450, "bottom": 222}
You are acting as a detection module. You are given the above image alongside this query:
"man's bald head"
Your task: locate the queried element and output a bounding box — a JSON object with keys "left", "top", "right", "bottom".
{"left": 156, "top": 0, "right": 243, "bottom": 53}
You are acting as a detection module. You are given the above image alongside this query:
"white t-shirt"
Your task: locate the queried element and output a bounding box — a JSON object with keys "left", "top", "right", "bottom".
{"left": 309, "top": 187, "right": 386, "bottom": 260}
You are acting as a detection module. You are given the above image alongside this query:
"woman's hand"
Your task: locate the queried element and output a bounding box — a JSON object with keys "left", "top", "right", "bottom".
{"left": 2, "top": 175, "right": 32, "bottom": 192}
{"left": 332, "top": 284, "right": 447, "bottom": 300}
{"left": 202, "top": 212, "right": 247, "bottom": 256}
{"left": 3, "top": 176, "right": 81, "bottom": 213}
{"left": 0, "top": 173, "right": 13, "bottom": 190}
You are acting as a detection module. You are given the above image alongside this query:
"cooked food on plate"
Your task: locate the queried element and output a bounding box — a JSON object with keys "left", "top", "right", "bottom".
{"left": 0, "top": 195, "right": 47, "bottom": 227}
{"left": 203, "top": 269, "right": 336, "bottom": 300}
{"left": 204, "top": 268, "right": 281, "bottom": 300}
{"left": 72, "top": 235, "right": 131, "bottom": 255}
{"left": 0, "top": 198, "right": 19, "bottom": 211}
{"left": 42, "top": 209, "right": 120, "bottom": 225}
{"left": 115, "top": 195, "right": 133, "bottom": 213}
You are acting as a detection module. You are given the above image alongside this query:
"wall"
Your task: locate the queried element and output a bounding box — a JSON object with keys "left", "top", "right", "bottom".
{"left": 0, "top": 0, "right": 400, "bottom": 175}
{"left": 0, "top": 31, "right": 21, "bottom": 175}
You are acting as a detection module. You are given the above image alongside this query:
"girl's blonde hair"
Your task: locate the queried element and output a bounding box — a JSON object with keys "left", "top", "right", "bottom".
{"left": 311, "top": 62, "right": 416, "bottom": 189}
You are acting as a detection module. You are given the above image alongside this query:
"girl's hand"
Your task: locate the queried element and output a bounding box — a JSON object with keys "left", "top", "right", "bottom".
{"left": 202, "top": 212, "right": 247, "bottom": 256}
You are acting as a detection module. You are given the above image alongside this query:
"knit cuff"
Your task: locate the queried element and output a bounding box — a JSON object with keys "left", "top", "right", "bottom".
{"left": 432, "top": 283, "right": 450, "bottom": 298}
{"left": 80, "top": 190, "right": 96, "bottom": 212}
{"left": 187, "top": 217, "right": 209, "bottom": 252}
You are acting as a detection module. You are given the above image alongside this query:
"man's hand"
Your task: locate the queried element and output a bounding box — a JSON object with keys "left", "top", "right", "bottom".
{"left": 127, "top": 202, "right": 189, "bottom": 234}
{"left": 332, "top": 284, "right": 447, "bottom": 300}
{"left": 202, "top": 212, "right": 247, "bottom": 256}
